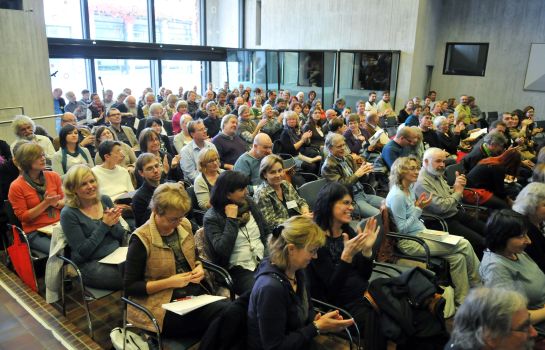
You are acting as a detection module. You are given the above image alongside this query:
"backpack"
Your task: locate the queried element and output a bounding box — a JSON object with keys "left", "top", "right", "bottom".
{"left": 364, "top": 267, "right": 448, "bottom": 347}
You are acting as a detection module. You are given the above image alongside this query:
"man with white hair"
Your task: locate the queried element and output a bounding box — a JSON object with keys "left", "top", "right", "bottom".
{"left": 415, "top": 147, "right": 486, "bottom": 253}
{"left": 447, "top": 287, "right": 537, "bottom": 350}
{"left": 234, "top": 133, "right": 273, "bottom": 188}
{"left": 10, "top": 115, "right": 55, "bottom": 160}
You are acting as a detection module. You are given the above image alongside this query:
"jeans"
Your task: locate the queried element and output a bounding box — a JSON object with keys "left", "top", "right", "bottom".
{"left": 27, "top": 231, "right": 51, "bottom": 254}
{"left": 79, "top": 260, "right": 123, "bottom": 290}
{"left": 353, "top": 191, "right": 383, "bottom": 219}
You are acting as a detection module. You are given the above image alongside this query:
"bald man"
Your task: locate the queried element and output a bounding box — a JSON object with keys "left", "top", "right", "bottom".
{"left": 234, "top": 133, "right": 273, "bottom": 189}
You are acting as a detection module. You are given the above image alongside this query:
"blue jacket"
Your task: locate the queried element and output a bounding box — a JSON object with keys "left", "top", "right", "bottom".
{"left": 247, "top": 258, "right": 317, "bottom": 350}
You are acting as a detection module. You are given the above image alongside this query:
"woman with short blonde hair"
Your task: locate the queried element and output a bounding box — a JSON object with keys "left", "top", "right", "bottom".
{"left": 194, "top": 149, "right": 224, "bottom": 210}
{"left": 60, "top": 164, "right": 126, "bottom": 289}
{"left": 124, "top": 182, "right": 227, "bottom": 337}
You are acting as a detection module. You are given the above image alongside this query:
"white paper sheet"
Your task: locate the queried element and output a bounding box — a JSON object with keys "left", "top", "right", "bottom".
{"left": 162, "top": 295, "right": 226, "bottom": 316}
{"left": 98, "top": 247, "right": 128, "bottom": 264}
{"left": 418, "top": 229, "right": 462, "bottom": 246}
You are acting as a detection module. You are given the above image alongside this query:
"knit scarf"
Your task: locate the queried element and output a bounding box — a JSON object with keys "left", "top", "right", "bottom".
{"left": 23, "top": 171, "right": 55, "bottom": 218}
{"left": 284, "top": 126, "right": 301, "bottom": 145}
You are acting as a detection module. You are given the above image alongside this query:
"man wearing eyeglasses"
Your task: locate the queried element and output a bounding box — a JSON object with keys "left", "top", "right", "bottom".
{"left": 446, "top": 287, "right": 537, "bottom": 350}
{"left": 180, "top": 119, "right": 217, "bottom": 183}
{"left": 107, "top": 108, "right": 138, "bottom": 148}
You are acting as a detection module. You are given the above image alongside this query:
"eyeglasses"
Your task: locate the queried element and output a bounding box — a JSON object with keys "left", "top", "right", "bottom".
{"left": 511, "top": 319, "right": 533, "bottom": 334}
{"left": 163, "top": 215, "right": 184, "bottom": 225}
{"left": 338, "top": 199, "right": 354, "bottom": 207}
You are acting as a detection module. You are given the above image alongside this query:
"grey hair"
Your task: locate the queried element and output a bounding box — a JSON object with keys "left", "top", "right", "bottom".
{"left": 532, "top": 164, "right": 545, "bottom": 183}
{"left": 238, "top": 104, "right": 250, "bottom": 115}
{"left": 282, "top": 110, "right": 299, "bottom": 127}
{"left": 422, "top": 147, "right": 445, "bottom": 162}
{"left": 221, "top": 114, "right": 237, "bottom": 130}
{"left": 325, "top": 132, "right": 344, "bottom": 151}
{"left": 450, "top": 288, "right": 527, "bottom": 349}
{"left": 484, "top": 131, "right": 508, "bottom": 147}
{"left": 149, "top": 103, "right": 163, "bottom": 115}
{"left": 12, "top": 115, "right": 35, "bottom": 136}
{"left": 261, "top": 103, "right": 273, "bottom": 113}
{"left": 512, "top": 182, "right": 545, "bottom": 222}
{"left": 433, "top": 115, "right": 447, "bottom": 129}
{"left": 205, "top": 101, "right": 217, "bottom": 112}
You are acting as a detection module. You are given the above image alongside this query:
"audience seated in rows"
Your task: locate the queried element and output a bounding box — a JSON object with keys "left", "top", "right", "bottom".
{"left": 203, "top": 171, "right": 269, "bottom": 295}
{"left": 386, "top": 156, "right": 481, "bottom": 305}
{"left": 61, "top": 165, "right": 126, "bottom": 289}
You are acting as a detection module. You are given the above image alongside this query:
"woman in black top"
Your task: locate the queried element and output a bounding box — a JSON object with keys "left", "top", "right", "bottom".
{"left": 307, "top": 182, "right": 379, "bottom": 333}
{"left": 302, "top": 108, "right": 325, "bottom": 153}
{"left": 466, "top": 148, "right": 521, "bottom": 209}
{"left": 145, "top": 118, "right": 175, "bottom": 156}
{"left": 435, "top": 115, "right": 461, "bottom": 156}
{"left": 136, "top": 128, "right": 182, "bottom": 187}
{"left": 279, "top": 111, "right": 321, "bottom": 174}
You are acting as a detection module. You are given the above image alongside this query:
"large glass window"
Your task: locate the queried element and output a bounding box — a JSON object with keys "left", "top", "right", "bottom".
{"left": 161, "top": 60, "right": 202, "bottom": 94}
{"left": 155, "top": 0, "right": 200, "bottom": 45}
{"left": 44, "top": 0, "right": 83, "bottom": 39}
{"left": 94, "top": 59, "right": 151, "bottom": 96}
{"left": 49, "top": 58, "right": 88, "bottom": 96}
{"left": 88, "top": 0, "right": 149, "bottom": 42}
{"left": 210, "top": 61, "right": 228, "bottom": 92}
{"left": 338, "top": 51, "right": 399, "bottom": 110}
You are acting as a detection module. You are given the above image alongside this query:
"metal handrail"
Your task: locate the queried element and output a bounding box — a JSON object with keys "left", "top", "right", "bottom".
{"left": 0, "top": 113, "right": 61, "bottom": 125}
{"left": 0, "top": 106, "right": 24, "bottom": 114}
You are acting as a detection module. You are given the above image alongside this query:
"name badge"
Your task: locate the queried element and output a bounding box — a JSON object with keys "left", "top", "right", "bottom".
{"left": 286, "top": 200, "right": 298, "bottom": 209}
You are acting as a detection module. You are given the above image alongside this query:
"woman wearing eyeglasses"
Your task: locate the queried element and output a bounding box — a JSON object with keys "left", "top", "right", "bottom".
{"left": 306, "top": 182, "right": 379, "bottom": 334}
{"left": 124, "top": 183, "right": 227, "bottom": 337}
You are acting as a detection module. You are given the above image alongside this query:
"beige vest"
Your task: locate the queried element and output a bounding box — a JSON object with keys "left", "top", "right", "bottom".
{"left": 127, "top": 214, "right": 198, "bottom": 332}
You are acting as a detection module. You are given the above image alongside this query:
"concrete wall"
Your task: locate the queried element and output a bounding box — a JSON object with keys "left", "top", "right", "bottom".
{"left": 244, "top": 0, "right": 423, "bottom": 109}
{"left": 0, "top": 0, "right": 55, "bottom": 143}
{"left": 430, "top": 0, "right": 545, "bottom": 115}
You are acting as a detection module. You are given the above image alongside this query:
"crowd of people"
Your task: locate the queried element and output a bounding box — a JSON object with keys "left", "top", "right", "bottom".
{"left": 2, "top": 84, "right": 545, "bottom": 349}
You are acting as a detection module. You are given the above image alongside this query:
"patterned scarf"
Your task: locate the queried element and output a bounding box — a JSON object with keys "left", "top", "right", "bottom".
{"left": 23, "top": 171, "right": 55, "bottom": 218}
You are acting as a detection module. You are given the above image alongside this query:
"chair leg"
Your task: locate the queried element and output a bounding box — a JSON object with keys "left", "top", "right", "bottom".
{"left": 60, "top": 265, "right": 66, "bottom": 316}
{"left": 78, "top": 277, "right": 94, "bottom": 339}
